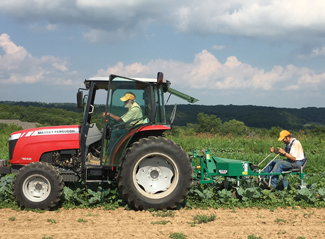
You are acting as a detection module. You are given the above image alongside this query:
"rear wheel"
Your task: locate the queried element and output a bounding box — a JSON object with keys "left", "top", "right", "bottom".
{"left": 13, "top": 162, "right": 64, "bottom": 210}
{"left": 118, "top": 136, "right": 192, "bottom": 210}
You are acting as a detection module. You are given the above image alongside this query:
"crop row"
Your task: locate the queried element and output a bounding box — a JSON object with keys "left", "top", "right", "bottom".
{"left": 1, "top": 171, "right": 325, "bottom": 210}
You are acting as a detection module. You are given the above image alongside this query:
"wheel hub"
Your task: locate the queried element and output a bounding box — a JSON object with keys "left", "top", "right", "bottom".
{"left": 136, "top": 156, "right": 174, "bottom": 194}
{"left": 148, "top": 167, "right": 161, "bottom": 180}
{"left": 35, "top": 183, "right": 43, "bottom": 191}
{"left": 22, "top": 174, "right": 51, "bottom": 202}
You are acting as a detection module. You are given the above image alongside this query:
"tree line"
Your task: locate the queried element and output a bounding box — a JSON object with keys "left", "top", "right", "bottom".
{"left": 1, "top": 101, "right": 325, "bottom": 133}
{"left": 165, "top": 104, "right": 325, "bottom": 130}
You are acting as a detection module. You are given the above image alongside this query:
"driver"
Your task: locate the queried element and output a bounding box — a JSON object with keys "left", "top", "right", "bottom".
{"left": 103, "top": 92, "right": 143, "bottom": 155}
{"left": 103, "top": 92, "right": 143, "bottom": 128}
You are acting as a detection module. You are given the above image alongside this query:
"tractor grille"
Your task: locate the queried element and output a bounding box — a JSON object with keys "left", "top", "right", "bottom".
{"left": 9, "top": 139, "right": 18, "bottom": 160}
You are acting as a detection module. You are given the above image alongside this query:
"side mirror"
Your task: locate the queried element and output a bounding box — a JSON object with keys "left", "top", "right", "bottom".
{"left": 157, "top": 72, "right": 164, "bottom": 84}
{"left": 77, "top": 91, "right": 83, "bottom": 109}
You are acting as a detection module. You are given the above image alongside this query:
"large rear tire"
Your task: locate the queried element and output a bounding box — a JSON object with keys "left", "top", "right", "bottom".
{"left": 13, "top": 162, "right": 64, "bottom": 210}
{"left": 118, "top": 136, "right": 192, "bottom": 210}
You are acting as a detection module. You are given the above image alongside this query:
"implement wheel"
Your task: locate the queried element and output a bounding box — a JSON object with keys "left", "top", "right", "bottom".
{"left": 118, "top": 136, "right": 192, "bottom": 210}
{"left": 13, "top": 162, "right": 64, "bottom": 210}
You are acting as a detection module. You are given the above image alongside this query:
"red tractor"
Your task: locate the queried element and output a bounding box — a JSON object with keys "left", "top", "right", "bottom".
{"left": 0, "top": 73, "right": 198, "bottom": 210}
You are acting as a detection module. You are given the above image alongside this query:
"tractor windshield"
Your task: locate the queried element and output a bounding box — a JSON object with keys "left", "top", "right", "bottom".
{"left": 101, "top": 77, "right": 153, "bottom": 166}
{"left": 105, "top": 77, "right": 151, "bottom": 125}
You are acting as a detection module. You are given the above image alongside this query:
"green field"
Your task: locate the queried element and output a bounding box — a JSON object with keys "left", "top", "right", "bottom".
{"left": 1, "top": 124, "right": 325, "bottom": 210}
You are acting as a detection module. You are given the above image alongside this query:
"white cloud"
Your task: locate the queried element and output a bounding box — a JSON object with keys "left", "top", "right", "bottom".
{"left": 0, "top": 33, "right": 78, "bottom": 85}
{"left": 96, "top": 49, "right": 325, "bottom": 92}
{"left": 0, "top": 0, "right": 325, "bottom": 43}
{"left": 310, "top": 47, "right": 325, "bottom": 57}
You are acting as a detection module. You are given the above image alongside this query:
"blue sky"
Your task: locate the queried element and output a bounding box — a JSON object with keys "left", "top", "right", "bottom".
{"left": 0, "top": 0, "right": 325, "bottom": 108}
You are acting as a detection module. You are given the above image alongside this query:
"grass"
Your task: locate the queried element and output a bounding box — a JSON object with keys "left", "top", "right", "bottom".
{"left": 247, "top": 235, "right": 262, "bottom": 239}
{"left": 8, "top": 216, "right": 15, "bottom": 221}
{"left": 152, "top": 210, "right": 175, "bottom": 218}
{"left": 151, "top": 220, "right": 172, "bottom": 225}
{"left": 303, "top": 212, "right": 314, "bottom": 218}
{"left": 188, "top": 214, "right": 216, "bottom": 226}
{"left": 192, "top": 214, "right": 216, "bottom": 224}
{"left": 47, "top": 219, "right": 56, "bottom": 224}
{"left": 274, "top": 218, "right": 287, "bottom": 224}
{"left": 77, "top": 218, "right": 88, "bottom": 223}
{"left": 86, "top": 213, "right": 99, "bottom": 217}
{"left": 169, "top": 233, "right": 187, "bottom": 239}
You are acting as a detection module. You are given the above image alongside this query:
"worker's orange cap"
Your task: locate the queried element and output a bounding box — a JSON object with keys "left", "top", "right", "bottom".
{"left": 278, "top": 130, "right": 291, "bottom": 141}
{"left": 120, "top": 92, "right": 135, "bottom": 101}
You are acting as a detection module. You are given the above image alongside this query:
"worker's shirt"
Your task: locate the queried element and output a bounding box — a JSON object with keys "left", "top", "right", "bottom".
{"left": 285, "top": 138, "right": 305, "bottom": 161}
{"left": 121, "top": 102, "right": 143, "bottom": 128}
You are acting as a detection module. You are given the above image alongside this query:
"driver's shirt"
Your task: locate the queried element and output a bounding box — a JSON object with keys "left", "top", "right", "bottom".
{"left": 121, "top": 102, "right": 143, "bottom": 128}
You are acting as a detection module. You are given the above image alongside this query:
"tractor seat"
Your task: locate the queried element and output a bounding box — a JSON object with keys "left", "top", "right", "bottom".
{"left": 290, "top": 158, "right": 308, "bottom": 172}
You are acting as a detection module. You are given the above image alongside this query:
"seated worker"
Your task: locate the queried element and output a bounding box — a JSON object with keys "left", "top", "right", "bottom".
{"left": 261, "top": 130, "right": 306, "bottom": 189}
{"left": 103, "top": 92, "right": 143, "bottom": 155}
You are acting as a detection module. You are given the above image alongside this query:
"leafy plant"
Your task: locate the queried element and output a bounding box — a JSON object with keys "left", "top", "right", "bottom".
{"left": 8, "top": 216, "right": 15, "bottom": 221}
{"left": 0, "top": 175, "right": 15, "bottom": 207}
{"left": 88, "top": 186, "right": 111, "bottom": 205}
{"left": 297, "top": 184, "right": 317, "bottom": 203}
{"left": 63, "top": 186, "right": 88, "bottom": 206}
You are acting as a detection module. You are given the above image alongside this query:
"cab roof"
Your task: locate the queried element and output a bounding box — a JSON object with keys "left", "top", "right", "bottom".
{"left": 86, "top": 76, "right": 157, "bottom": 83}
{"left": 84, "top": 75, "right": 199, "bottom": 103}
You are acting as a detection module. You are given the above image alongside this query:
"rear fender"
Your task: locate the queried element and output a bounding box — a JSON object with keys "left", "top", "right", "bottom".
{"left": 104, "top": 125, "right": 170, "bottom": 167}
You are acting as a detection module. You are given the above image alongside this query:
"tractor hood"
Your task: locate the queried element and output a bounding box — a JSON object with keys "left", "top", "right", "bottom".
{"left": 9, "top": 125, "right": 80, "bottom": 165}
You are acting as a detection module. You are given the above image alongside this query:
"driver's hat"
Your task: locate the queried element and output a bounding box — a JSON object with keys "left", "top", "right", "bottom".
{"left": 120, "top": 92, "right": 135, "bottom": 101}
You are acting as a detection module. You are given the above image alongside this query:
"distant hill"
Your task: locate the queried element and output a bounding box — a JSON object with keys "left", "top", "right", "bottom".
{"left": 0, "top": 119, "right": 39, "bottom": 129}
{"left": 1, "top": 101, "right": 325, "bottom": 130}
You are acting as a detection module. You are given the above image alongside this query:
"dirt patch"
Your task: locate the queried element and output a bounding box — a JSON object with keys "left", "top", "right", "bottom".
{"left": 0, "top": 207, "right": 324, "bottom": 239}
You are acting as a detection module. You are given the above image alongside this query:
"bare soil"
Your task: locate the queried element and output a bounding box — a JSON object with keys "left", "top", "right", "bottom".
{"left": 1, "top": 207, "right": 325, "bottom": 239}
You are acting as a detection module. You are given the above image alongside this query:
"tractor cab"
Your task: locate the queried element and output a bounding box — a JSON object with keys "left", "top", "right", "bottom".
{"left": 77, "top": 73, "right": 197, "bottom": 182}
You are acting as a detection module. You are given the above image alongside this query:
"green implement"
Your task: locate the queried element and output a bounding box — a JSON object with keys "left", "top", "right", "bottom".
{"left": 190, "top": 149, "right": 306, "bottom": 189}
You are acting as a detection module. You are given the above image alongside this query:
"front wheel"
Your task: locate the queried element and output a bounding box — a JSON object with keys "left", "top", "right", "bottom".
{"left": 13, "top": 162, "right": 64, "bottom": 210}
{"left": 118, "top": 136, "right": 192, "bottom": 210}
